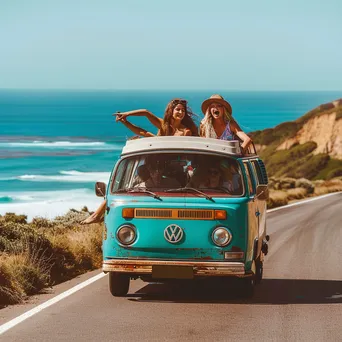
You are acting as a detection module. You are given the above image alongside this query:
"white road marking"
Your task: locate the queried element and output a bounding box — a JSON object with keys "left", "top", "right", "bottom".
{"left": 0, "top": 272, "right": 107, "bottom": 335}
{"left": 267, "top": 191, "right": 341, "bottom": 213}
{"left": 0, "top": 191, "right": 340, "bottom": 335}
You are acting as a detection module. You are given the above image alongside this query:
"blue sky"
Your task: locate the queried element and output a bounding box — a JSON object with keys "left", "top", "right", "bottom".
{"left": 1, "top": 0, "right": 341, "bottom": 90}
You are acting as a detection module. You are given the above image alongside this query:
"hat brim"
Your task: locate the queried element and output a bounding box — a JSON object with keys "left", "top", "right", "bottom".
{"left": 201, "top": 98, "right": 232, "bottom": 115}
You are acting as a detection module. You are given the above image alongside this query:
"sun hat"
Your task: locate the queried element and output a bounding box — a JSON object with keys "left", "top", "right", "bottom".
{"left": 201, "top": 94, "right": 232, "bottom": 115}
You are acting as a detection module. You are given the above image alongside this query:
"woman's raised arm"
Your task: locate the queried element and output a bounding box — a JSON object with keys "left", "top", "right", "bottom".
{"left": 117, "top": 116, "right": 155, "bottom": 137}
{"left": 114, "top": 109, "right": 163, "bottom": 129}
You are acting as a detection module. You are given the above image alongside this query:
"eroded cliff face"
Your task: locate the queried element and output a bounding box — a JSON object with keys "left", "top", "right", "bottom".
{"left": 276, "top": 111, "right": 342, "bottom": 159}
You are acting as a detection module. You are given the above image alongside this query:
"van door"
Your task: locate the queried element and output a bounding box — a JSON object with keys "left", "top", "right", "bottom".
{"left": 242, "top": 161, "right": 258, "bottom": 266}
{"left": 250, "top": 159, "right": 267, "bottom": 240}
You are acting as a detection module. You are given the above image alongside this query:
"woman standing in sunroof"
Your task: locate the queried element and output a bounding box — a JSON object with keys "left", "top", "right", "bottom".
{"left": 200, "top": 94, "right": 252, "bottom": 152}
{"left": 81, "top": 98, "right": 198, "bottom": 224}
{"left": 114, "top": 98, "right": 198, "bottom": 137}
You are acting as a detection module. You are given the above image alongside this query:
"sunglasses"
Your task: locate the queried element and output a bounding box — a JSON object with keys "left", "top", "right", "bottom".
{"left": 172, "top": 99, "right": 187, "bottom": 106}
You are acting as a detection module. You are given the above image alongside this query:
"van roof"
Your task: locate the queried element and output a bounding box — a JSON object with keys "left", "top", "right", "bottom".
{"left": 121, "top": 136, "right": 257, "bottom": 157}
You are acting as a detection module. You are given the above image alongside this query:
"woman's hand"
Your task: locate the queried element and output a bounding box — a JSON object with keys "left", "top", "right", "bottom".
{"left": 114, "top": 112, "right": 129, "bottom": 123}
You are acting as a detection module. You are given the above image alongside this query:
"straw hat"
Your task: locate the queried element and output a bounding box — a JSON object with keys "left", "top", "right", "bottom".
{"left": 201, "top": 94, "right": 232, "bottom": 115}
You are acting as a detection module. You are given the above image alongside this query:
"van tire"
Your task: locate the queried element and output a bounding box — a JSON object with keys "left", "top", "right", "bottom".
{"left": 255, "top": 257, "right": 263, "bottom": 284}
{"left": 109, "top": 272, "right": 130, "bottom": 296}
{"left": 240, "top": 277, "right": 255, "bottom": 298}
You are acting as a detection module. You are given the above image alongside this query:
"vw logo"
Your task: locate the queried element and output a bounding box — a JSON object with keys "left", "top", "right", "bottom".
{"left": 164, "top": 224, "right": 184, "bottom": 244}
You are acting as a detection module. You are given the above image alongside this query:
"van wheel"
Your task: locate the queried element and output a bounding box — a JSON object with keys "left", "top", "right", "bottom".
{"left": 109, "top": 272, "right": 130, "bottom": 297}
{"left": 255, "top": 257, "right": 263, "bottom": 284}
{"left": 240, "top": 277, "right": 255, "bottom": 298}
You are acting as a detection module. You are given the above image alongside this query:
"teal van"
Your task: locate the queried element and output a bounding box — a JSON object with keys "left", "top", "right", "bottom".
{"left": 96, "top": 136, "right": 269, "bottom": 297}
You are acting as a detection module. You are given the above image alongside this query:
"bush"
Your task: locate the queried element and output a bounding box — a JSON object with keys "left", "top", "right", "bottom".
{"left": 267, "top": 190, "right": 289, "bottom": 209}
{"left": 0, "top": 257, "right": 22, "bottom": 305}
{"left": 0, "top": 210, "right": 103, "bottom": 304}
{"left": 1, "top": 213, "right": 27, "bottom": 224}
{"left": 290, "top": 154, "right": 330, "bottom": 179}
{"left": 295, "top": 178, "right": 315, "bottom": 194}
{"left": 286, "top": 188, "right": 307, "bottom": 200}
{"left": 279, "top": 177, "right": 296, "bottom": 190}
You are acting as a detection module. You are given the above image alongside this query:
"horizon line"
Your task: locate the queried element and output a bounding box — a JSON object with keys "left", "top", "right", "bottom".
{"left": 0, "top": 88, "right": 341, "bottom": 93}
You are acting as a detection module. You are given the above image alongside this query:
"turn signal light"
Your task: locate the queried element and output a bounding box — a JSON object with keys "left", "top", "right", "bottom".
{"left": 122, "top": 208, "right": 135, "bottom": 218}
{"left": 214, "top": 210, "right": 227, "bottom": 220}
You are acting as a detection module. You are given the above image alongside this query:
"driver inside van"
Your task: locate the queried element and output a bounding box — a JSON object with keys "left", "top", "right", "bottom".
{"left": 135, "top": 161, "right": 180, "bottom": 189}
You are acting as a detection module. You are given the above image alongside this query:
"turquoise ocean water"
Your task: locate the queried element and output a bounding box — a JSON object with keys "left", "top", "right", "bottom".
{"left": 0, "top": 90, "right": 340, "bottom": 220}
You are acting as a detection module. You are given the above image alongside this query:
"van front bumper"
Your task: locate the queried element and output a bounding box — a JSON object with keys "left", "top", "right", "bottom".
{"left": 103, "top": 259, "right": 248, "bottom": 277}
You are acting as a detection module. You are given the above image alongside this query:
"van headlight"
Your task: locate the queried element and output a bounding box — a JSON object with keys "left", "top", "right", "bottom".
{"left": 212, "top": 227, "right": 232, "bottom": 247}
{"left": 117, "top": 225, "right": 136, "bottom": 245}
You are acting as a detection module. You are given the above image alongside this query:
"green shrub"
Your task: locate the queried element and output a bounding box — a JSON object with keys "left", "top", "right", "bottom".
{"left": 279, "top": 177, "right": 296, "bottom": 190}
{"left": 314, "top": 158, "right": 342, "bottom": 180}
{"left": 290, "top": 154, "right": 330, "bottom": 179}
{"left": 1, "top": 213, "right": 27, "bottom": 224}
{"left": 326, "top": 168, "right": 342, "bottom": 179}
{"left": 295, "top": 178, "right": 315, "bottom": 194}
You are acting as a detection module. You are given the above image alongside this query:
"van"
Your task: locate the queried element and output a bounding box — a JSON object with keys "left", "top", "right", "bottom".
{"left": 96, "top": 136, "right": 269, "bottom": 297}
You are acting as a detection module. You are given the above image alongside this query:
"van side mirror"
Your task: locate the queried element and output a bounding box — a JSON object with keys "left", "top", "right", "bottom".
{"left": 256, "top": 184, "right": 269, "bottom": 201}
{"left": 95, "top": 182, "right": 106, "bottom": 197}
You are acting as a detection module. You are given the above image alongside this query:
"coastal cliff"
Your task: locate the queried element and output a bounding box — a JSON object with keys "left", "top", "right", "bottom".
{"left": 250, "top": 98, "right": 342, "bottom": 179}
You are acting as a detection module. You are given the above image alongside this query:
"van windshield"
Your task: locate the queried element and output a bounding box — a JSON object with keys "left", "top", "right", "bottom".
{"left": 111, "top": 153, "right": 244, "bottom": 196}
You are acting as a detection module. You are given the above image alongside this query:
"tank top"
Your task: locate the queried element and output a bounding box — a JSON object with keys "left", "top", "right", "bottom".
{"left": 219, "top": 122, "right": 237, "bottom": 141}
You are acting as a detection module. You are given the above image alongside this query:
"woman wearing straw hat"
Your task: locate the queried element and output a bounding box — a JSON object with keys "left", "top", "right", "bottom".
{"left": 200, "top": 94, "right": 252, "bottom": 151}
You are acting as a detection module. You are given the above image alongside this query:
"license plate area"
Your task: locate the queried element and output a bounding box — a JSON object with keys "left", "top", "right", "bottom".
{"left": 152, "top": 265, "right": 194, "bottom": 279}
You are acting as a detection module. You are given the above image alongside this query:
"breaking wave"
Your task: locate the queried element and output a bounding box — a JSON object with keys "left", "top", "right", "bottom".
{"left": 0, "top": 189, "right": 103, "bottom": 221}
{"left": 0, "top": 140, "right": 123, "bottom": 150}
{"left": 1, "top": 170, "right": 111, "bottom": 183}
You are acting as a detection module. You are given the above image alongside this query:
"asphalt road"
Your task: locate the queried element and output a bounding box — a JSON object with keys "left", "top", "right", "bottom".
{"left": 1, "top": 193, "right": 342, "bottom": 341}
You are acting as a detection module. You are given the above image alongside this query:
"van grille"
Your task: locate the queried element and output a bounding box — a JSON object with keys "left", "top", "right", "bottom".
{"left": 135, "top": 209, "right": 172, "bottom": 218}
{"left": 134, "top": 208, "right": 214, "bottom": 220}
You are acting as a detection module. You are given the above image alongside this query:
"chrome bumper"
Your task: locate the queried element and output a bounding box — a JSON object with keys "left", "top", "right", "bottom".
{"left": 103, "top": 259, "right": 247, "bottom": 277}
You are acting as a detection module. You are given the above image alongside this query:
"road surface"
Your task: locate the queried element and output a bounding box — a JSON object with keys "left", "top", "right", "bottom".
{"left": 1, "top": 193, "right": 342, "bottom": 341}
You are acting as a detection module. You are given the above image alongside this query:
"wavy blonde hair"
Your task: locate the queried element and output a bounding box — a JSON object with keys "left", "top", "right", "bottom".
{"left": 200, "top": 108, "right": 233, "bottom": 138}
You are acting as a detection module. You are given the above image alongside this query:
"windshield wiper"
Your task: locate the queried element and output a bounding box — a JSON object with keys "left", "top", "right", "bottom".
{"left": 165, "top": 187, "right": 214, "bottom": 202}
{"left": 116, "top": 187, "right": 162, "bottom": 201}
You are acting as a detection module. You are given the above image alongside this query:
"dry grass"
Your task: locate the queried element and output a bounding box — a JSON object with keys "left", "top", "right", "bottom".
{"left": 314, "top": 179, "right": 342, "bottom": 196}
{"left": 0, "top": 210, "right": 103, "bottom": 305}
{"left": 286, "top": 188, "right": 307, "bottom": 200}
{"left": 267, "top": 190, "right": 289, "bottom": 209}
{"left": 0, "top": 237, "right": 52, "bottom": 305}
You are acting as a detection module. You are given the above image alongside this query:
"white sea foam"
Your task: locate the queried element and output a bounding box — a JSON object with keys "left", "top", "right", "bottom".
{"left": 0, "top": 141, "right": 122, "bottom": 150}
{"left": 1, "top": 170, "right": 111, "bottom": 183}
{"left": 0, "top": 189, "right": 104, "bottom": 221}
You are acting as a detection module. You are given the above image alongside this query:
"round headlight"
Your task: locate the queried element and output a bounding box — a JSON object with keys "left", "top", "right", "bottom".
{"left": 212, "top": 227, "right": 232, "bottom": 247}
{"left": 117, "top": 225, "right": 136, "bottom": 245}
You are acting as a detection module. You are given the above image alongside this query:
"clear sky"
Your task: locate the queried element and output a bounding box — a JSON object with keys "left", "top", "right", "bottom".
{"left": 1, "top": 0, "right": 341, "bottom": 90}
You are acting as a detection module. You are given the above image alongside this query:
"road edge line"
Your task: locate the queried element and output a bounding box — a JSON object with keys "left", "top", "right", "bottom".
{"left": 0, "top": 272, "right": 107, "bottom": 335}
{"left": 266, "top": 191, "right": 341, "bottom": 213}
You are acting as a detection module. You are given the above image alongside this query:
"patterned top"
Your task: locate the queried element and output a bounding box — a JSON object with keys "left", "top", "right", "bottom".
{"left": 219, "top": 122, "right": 237, "bottom": 141}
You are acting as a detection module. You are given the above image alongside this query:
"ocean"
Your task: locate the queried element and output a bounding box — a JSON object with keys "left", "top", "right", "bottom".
{"left": 1, "top": 90, "right": 341, "bottom": 221}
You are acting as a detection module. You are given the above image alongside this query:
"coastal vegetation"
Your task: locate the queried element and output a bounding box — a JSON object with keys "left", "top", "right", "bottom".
{"left": 251, "top": 98, "right": 342, "bottom": 180}
{"left": 0, "top": 208, "right": 102, "bottom": 305}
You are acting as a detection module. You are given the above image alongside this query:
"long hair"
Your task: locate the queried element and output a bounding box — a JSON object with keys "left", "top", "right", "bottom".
{"left": 200, "top": 107, "right": 233, "bottom": 138}
{"left": 158, "top": 98, "right": 199, "bottom": 136}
